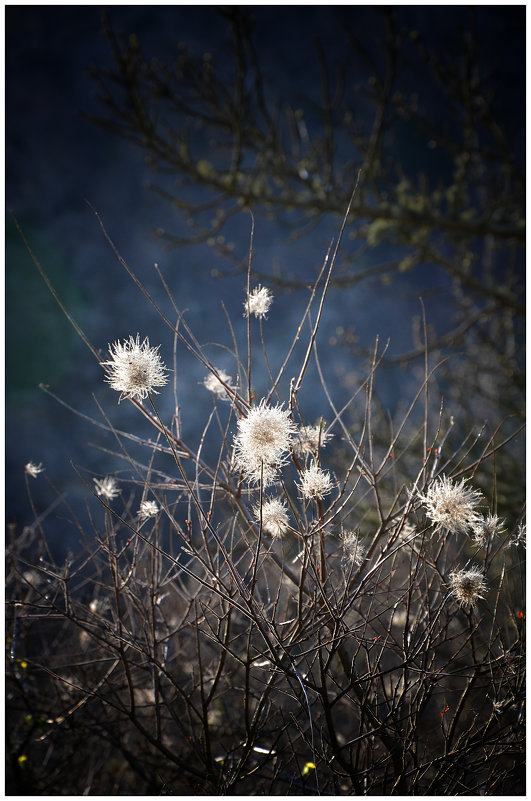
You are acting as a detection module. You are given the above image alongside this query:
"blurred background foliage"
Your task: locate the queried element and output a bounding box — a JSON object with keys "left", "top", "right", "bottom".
{"left": 5, "top": 5, "right": 524, "bottom": 547}
{"left": 83, "top": 5, "right": 524, "bottom": 517}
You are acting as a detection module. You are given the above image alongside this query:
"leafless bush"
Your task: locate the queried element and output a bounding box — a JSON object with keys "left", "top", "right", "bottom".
{"left": 85, "top": 7, "right": 525, "bottom": 438}
{"left": 7, "top": 201, "right": 525, "bottom": 795}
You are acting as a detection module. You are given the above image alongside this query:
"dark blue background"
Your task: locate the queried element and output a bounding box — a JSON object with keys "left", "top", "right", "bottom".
{"left": 6, "top": 6, "right": 524, "bottom": 554}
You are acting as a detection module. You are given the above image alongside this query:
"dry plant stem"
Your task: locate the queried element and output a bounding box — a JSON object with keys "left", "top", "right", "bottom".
{"left": 38, "top": 384, "right": 188, "bottom": 460}
{"left": 250, "top": 469, "right": 264, "bottom": 597}
{"left": 246, "top": 213, "right": 254, "bottom": 405}
{"left": 108, "top": 526, "right": 137, "bottom": 719}
{"left": 9, "top": 175, "right": 524, "bottom": 792}
{"left": 311, "top": 330, "right": 374, "bottom": 478}
{"left": 421, "top": 299, "right": 430, "bottom": 488}
{"left": 19, "top": 589, "right": 209, "bottom": 763}
{"left": 24, "top": 475, "right": 54, "bottom": 564}
{"left": 157, "top": 268, "right": 243, "bottom": 410}
{"left": 258, "top": 317, "right": 277, "bottom": 399}
{"left": 317, "top": 635, "right": 363, "bottom": 794}
{"left": 292, "top": 176, "right": 360, "bottom": 401}
{"left": 145, "top": 393, "right": 319, "bottom": 704}
{"left": 266, "top": 250, "right": 330, "bottom": 406}
{"left": 90, "top": 201, "right": 249, "bottom": 412}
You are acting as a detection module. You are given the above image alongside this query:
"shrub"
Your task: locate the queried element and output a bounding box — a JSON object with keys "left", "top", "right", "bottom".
{"left": 7, "top": 202, "right": 525, "bottom": 795}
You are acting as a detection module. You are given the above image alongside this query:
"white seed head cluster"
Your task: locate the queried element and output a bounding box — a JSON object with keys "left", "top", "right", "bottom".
{"left": 22, "top": 569, "right": 43, "bottom": 588}
{"left": 101, "top": 334, "right": 168, "bottom": 402}
{"left": 203, "top": 368, "right": 235, "bottom": 398}
{"left": 25, "top": 461, "right": 44, "bottom": 478}
{"left": 93, "top": 476, "right": 121, "bottom": 501}
{"left": 449, "top": 567, "right": 487, "bottom": 611}
{"left": 293, "top": 424, "right": 333, "bottom": 457}
{"left": 234, "top": 400, "right": 296, "bottom": 486}
{"left": 139, "top": 500, "right": 159, "bottom": 520}
{"left": 244, "top": 285, "right": 273, "bottom": 318}
{"left": 254, "top": 497, "right": 290, "bottom": 538}
{"left": 418, "top": 475, "right": 483, "bottom": 534}
{"left": 510, "top": 522, "right": 526, "bottom": 548}
{"left": 472, "top": 513, "right": 505, "bottom": 548}
{"left": 341, "top": 530, "right": 366, "bottom": 568}
{"left": 298, "top": 461, "right": 333, "bottom": 500}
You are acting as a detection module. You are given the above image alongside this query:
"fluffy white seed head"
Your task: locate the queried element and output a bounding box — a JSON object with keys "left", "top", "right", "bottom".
{"left": 472, "top": 513, "right": 506, "bottom": 547}
{"left": 25, "top": 461, "right": 44, "bottom": 478}
{"left": 234, "top": 400, "right": 296, "bottom": 486}
{"left": 298, "top": 461, "right": 333, "bottom": 500}
{"left": 22, "top": 569, "right": 44, "bottom": 588}
{"left": 341, "top": 530, "right": 366, "bottom": 568}
{"left": 449, "top": 567, "right": 487, "bottom": 610}
{"left": 139, "top": 500, "right": 159, "bottom": 520}
{"left": 93, "top": 476, "right": 121, "bottom": 501}
{"left": 293, "top": 424, "right": 333, "bottom": 457}
{"left": 254, "top": 497, "right": 290, "bottom": 538}
{"left": 418, "top": 475, "right": 483, "bottom": 534}
{"left": 244, "top": 285, "right": 273, "bottom": 318}
{"left": 203, "top": 368, "right": 235, "bottom": 399}
{"left": 101, "top": 334, "right": 168, "bottom": 402}
{"left": 510, "top": 522, "right": 526, "bottom": 548}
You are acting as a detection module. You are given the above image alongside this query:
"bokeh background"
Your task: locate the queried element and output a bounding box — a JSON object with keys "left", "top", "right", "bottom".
{"left": 6, "top": 6, "right": 525, "bottom": 557}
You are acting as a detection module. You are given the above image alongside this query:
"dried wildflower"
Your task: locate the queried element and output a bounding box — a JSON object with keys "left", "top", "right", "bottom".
{"left": 101, "top": 334, "right": 168, "bottom": 402}
{"left": 506, "top": 523, "right": 526, "bottom": 549}
{"left": 472, "top": 513, "right": 505, "bottom": 547}
{"left": 244, "top": 285, "right": 273, "bottom": 318}
{"left": 449, "top": 567, "right": 487, "bottom": 611}
{"left": 22, "top": 570, "right": 43, "bottom": 588}
{"left": 25, "top": 461, "right": 44, "bottom": 478}
{"left": 341, "top": 530, "right": 366, "bottom": 568}
{"left": 89, "top": 598, "right": 109, "bottom": 615}
{"left": 492, "top": 699, "right": 505, "bottom": 715}
{"left": 203, "top": 368, "right": 235, "bottom": 399}
{"left": 517, "top": 522, "right": 526, "bottom": 546}
{"left": 418, "top": 475, "right": 483, "bottom": 534}
{"left": 139, "top": 500, "right": 159, "bottom": 520}
{"left": 298, "top": 461, "right": 333, "bottom": 500}
{"left": 254, "top": 497, "right": 289, "bottom": 538}
{"left": 511, "top": 522, "right": 526, "bottom": 548}
{"left": 234, "top": 400, "right": 296, "bottom": 485}
{"left": 93, "top": 476, "right": 121, "bottom": 501}
{"left": 293, "top": 423, "right": 333, "bottom": 457}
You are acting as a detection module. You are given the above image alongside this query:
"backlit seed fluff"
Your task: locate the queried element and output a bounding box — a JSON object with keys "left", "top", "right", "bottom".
{"left": 244, "top": 285, "right": 273, "bottom": 318}
{"left": 418, "top": 475, "right": 483, "bottom": 534}
{"left": 510, "top": 522, "right": 526, "bottom": 548}
{"left": 101, "top": 334, "right": 168, "bottom": 402}
{"left": 449, "top": 567, "right": 487, "bottom": 611}
{"left": 299, "top": 461, "right": 333, "bottom": 500}
{"left": 254, "top": 498, "right": 290, "bottom": 538}
{"left": 472, "top": 514, "right": 506, "bottom": 547}
{"left": 203, "top": 369, "right": 235, "bottom": 399}
{"left": 139, "top": 500, "right": 159, "bottom": 520}
{"left": 25, "top": 461, "right": 44, "bottom": 478}
{"left": 341, "top": 530, "right": 366, "bottom": 568}
{"left": 93, "top": 476, "right": 121, "bottom": 501}
{"left": 234, "top": 400, "right": 296, "bottom": 486}
{"left": 293, "top": 424, "right": 333, "bottom": 457}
